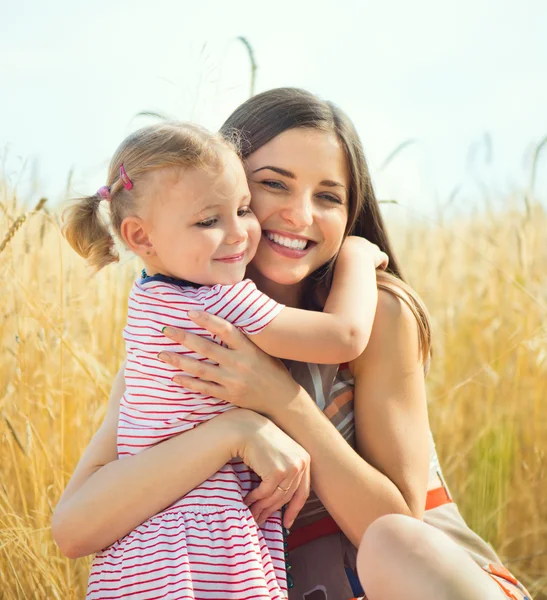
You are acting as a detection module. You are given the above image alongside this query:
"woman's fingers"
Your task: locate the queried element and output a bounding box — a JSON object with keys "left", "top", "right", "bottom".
{"left": 186, "top": 312, "right": 250, "bottom": 351}
{"left": 161, "top": 312, "right": 253, "bottom": 369}
{"left": 168, "top": 375, "right": 226, "bottom": 400}
{"left": 245, "top": 463, "right": 310, "bottom": 527}
{"left": 244, "top": 479, "right": 290, "bottom": 508}
{"left": 161, "top": 325, "right": 228, "bottom": 364}
{"left": 159, "top": 353, "right": 222, "bottom": 384}
{"left": 282, "top": 466, "right": 311, "bottom": 529}
{"left": 247, "top": 479, "right": 298, "bottom": 526}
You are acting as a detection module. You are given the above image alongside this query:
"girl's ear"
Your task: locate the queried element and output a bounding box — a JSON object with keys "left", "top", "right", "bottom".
{"left": 120, "top": 216, "right": 155, "bottom": 258}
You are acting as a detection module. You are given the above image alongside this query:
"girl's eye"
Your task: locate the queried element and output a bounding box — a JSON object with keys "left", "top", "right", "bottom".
{"left": 237, "top": 206, "right": 253, "bottom": 217}
{"left": 196, "top": 218, "right": 217, "bottom": 228}
{"left": 262, "top": 180, "right": 286, "bottom": 190}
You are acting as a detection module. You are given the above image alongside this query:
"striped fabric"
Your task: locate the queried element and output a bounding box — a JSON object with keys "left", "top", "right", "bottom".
{"left": 87, "top": 276, "right": 287, "bottom": 599}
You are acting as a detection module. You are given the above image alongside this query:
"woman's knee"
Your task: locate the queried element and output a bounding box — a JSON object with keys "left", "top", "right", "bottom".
{"left": 361, "top": 514, "right": 472, "bottom": 584}
{"left": 356, "top": 515, "right": 436, "bottom": 598}
{"left": 357, "top": 514, "right": 506, "bottom": 600}
{"left": 358, "top": 513, "right": 464, "bottom": 576}
{"left": 359, "top": 513, "right": 424, "bottom": 563}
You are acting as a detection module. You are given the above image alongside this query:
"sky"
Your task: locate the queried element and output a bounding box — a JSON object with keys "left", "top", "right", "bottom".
{"left": 1, "top": 0, "right": 546, "bottom": 221}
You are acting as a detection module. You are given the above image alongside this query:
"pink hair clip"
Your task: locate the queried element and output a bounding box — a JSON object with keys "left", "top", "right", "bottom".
{"left": 97, "top": 186, "right": 112, "bottom": 201}
{"left": 120, "top": 164, "right": 133, "bottom": 190}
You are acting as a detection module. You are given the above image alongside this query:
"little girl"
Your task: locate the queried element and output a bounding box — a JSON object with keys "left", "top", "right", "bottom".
{"left": 63, "top": 122, "right": 386, "bottom": 599}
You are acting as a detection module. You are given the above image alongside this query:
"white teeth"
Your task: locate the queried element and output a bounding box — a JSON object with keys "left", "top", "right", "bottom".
{"left": 266, "top": 232, "right": 308, "bottom": 250}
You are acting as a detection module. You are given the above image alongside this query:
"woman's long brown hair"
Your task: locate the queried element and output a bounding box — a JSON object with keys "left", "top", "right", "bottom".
{"left": 220, "top": 87, "right": 431, "bottom": 360}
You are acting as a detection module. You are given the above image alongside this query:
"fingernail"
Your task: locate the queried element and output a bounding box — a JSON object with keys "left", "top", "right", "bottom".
{"left": 162, "top": 326, "right": 172, "bottom": 335}
{"left": 187, "top": 310, "right": 201, "bottom": 319}
{"left": 157, "top": 352, "right": 165, "bottom": 361}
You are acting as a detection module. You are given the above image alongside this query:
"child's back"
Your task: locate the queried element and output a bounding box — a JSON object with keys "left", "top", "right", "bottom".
{"left": 91, "top": 276, "right": 288, "bottom": 599}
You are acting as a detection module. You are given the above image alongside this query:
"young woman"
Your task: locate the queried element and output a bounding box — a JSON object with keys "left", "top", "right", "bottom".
{"left": 53, "top": 88, "right": 531, "bottom": 599}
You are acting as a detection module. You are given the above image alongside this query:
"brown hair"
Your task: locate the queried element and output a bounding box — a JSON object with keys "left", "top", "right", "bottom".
{"left": 62, "top": 122, "right": 235, "bottom": 272}
{"left": 221, "top": 88, "right": 431, "bottom": 360}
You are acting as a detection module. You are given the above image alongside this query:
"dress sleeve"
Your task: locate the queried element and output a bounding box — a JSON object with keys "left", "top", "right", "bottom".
{"left": 203, "top": 279, "right": 285, "bottom": 335}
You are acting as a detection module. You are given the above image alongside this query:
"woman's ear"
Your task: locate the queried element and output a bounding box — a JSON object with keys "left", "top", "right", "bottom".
{"left": 120, "top": 216, "right": 155, "bottom": 258}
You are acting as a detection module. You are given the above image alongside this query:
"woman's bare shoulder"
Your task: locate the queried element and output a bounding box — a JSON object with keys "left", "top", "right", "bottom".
{"left": 350, "top": 289, "right": 423, "bottom": 376}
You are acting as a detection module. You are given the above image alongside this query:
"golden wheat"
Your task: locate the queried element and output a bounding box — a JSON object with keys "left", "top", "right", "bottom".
{"left": 1, "top": 195, "right": 545, "bottom": 599}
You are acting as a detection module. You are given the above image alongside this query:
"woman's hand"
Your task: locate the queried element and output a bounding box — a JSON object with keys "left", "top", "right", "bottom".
{"left": 230, "top": 409, "right": 310, "bottom": 528}
{"left": 159, "top": 314, "right": 303, "bottom": 418}
{"left": 158, "top": 323, "right": 312, "bottom": 527}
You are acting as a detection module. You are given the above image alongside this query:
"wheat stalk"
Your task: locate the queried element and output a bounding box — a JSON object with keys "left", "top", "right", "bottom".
{"left": 0, "top": 197, "right": 47, "bottom": 254}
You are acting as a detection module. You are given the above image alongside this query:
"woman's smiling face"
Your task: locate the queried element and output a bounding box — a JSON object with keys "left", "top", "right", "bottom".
{"left": 245, "top": 127, "right": 350, "bottom": 300}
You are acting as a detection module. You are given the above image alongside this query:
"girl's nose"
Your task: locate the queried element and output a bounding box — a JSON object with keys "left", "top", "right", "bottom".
{"left": 225, "top": 218, "right": 248, "bottom": 245}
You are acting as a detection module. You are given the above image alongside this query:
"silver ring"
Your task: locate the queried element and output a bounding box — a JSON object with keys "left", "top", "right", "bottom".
{"left": 277, "top": 484, "right": 290, "bottom": 492}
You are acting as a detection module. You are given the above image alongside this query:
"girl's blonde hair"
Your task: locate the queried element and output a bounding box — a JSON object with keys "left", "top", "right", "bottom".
{"left": 63, "top": 122, "right": 236, "bottom": 272}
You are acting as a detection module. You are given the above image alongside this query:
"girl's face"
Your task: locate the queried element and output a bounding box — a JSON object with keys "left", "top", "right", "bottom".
{"left": 143, "top": 149, "right": 261, "bottom": 286}
{"left": 245, "top": 128, "right": 350, "bottom": 300}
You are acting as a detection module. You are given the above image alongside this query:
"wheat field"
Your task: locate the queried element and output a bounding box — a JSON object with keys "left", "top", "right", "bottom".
{"left": 0, "top": 189, "right": 546, "bottom": 598}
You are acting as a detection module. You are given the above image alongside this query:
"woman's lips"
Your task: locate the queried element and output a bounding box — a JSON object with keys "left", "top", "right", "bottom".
{"left": 262, "top": 231, "right": 316, "bottom": 259}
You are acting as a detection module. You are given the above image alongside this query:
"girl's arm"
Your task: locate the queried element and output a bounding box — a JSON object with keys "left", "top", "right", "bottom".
{"left": 160, "top": 291, "right": 430, "bottom": 543}
{"left": 250, "top": 236, "right": 387, "bottom": 364}
{"left": 52, "top": 363, "right": 310, "bottom": 558}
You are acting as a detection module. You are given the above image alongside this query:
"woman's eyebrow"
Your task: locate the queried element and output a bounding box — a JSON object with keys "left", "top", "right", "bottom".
{"left": 252, "top": 166, "right": 346, "bottom": 190}
{"left": 252, "top": 166, "right": 295, "bottom": 178}
{"left": 321, "top": 179, "right": 346, "bottom": 189}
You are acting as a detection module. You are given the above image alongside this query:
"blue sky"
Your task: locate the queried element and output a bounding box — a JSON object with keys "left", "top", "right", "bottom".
{"left": 1, "top": 0, "right": 546, "bottom": 219}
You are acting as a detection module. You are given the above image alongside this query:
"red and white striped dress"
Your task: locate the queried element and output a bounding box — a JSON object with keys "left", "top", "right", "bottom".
{"left": 87, "top": 274, "right": 287, "bottom": 600}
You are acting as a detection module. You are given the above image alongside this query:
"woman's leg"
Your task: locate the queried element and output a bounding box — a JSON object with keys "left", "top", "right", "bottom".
{"left": 357, "top": 514, "right": 507, "bottom": 600}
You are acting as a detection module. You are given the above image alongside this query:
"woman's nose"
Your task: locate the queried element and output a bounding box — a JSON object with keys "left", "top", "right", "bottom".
{"left": 281, "top": 192, "right": 314, "bottom": 228}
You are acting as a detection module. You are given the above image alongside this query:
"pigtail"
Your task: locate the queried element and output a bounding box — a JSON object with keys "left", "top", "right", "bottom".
{"left": 63, "top": 123, "right": 232, "bottom": 272}
{"left": 62, "top": 193, "right": 119, "bottom": 272}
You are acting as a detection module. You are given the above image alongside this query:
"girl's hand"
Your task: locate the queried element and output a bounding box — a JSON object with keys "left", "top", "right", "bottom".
{"left": 159, "top": 315, "right": 302, "bottom": 417}
{"left": 228, "top": 409, "right": 311, "bottom": 528}
{"left": 340, "top": 235, "right": 389, "bottom": 270}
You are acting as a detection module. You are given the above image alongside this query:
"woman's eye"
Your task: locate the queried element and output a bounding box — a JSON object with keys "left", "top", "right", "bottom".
{"left": 196, "top": 218, "right": 217, "bottom": 228}
{"left": 318, "top": 193, "right": 343, "bottom": 205}
{"left": 237, "top": 206, "right": 253, "bottom": 217}
{"left": 262, "top": 180, "right": 286, "bottom": 190}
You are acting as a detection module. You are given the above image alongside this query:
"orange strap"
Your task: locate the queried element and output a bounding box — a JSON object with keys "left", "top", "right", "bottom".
{"left": 288, "top": 485, "right": 452, "bottom": 552}
{"left": 424, "top": 485, "right": 451, "bottom": 511}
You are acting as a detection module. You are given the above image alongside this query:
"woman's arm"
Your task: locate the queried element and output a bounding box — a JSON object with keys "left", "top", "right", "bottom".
{"left": 352, "top": 290, "right": 430, "bottom": 519}
{"left": 52, "top": 363, "right": 310, "bottom": 558}
{"left": 159, "top": 292, "right": 430, "bottom": 544}
{"left": 269, "top": 290, "right": 430, "bottom": 541}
